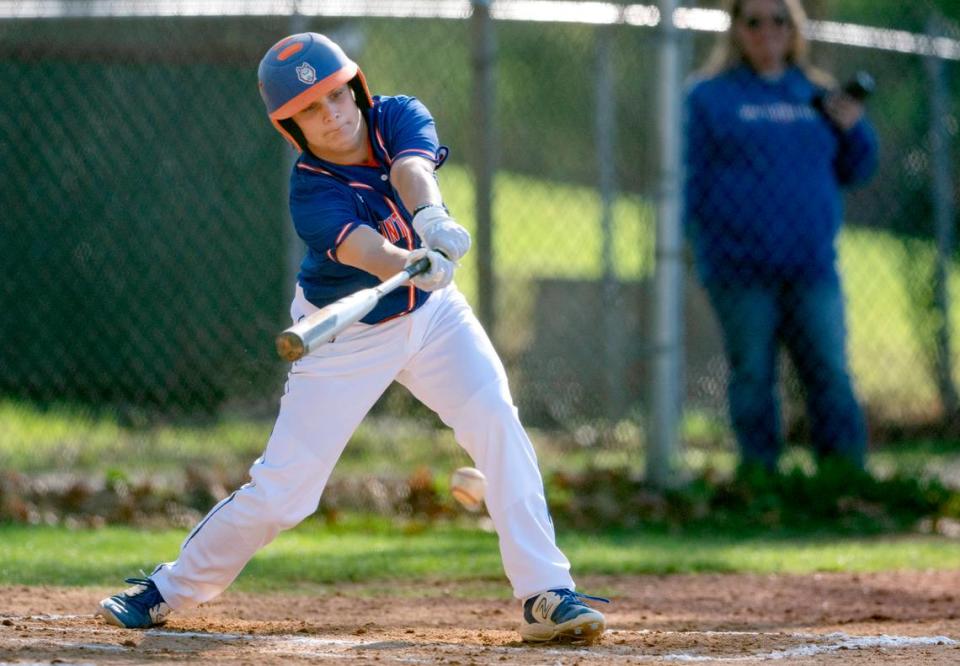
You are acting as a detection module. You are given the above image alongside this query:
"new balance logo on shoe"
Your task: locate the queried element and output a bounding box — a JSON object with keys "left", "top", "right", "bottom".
{"left": 533, "top": 591, "right": 562, "bottom": 623}
{"left": 521, "top": 588, "right": 609, "bottom": 643}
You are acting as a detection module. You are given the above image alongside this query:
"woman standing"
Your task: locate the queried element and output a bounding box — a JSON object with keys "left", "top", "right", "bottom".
{"left": 684, "top": 0, "right": 878, "bottom": 472}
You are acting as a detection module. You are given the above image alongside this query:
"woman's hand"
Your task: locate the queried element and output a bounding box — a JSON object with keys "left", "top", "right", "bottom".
{"left": 822, "top": 92, "right": 865, "bottom": 132}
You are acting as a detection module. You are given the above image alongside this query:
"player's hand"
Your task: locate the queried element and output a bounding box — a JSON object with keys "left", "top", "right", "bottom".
{"left": 412, "top": 205, "right": 471, "bottom": 262}
{"left": 822, "top": 92, "right": 864, "bottom": 132}
{"left": 405, "top": 248, "right": 455, "bottom": 292}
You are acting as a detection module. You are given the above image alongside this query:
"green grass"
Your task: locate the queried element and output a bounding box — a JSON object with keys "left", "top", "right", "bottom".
{"left": 438, "top": 165, "right": 656, "bottom": 294}
{"left": 838, "top": 227, "right": 951, "bottom": 416}
{"left": 0, "top": 400, "right": 480, "bottom": 476}
{"left": 0, "top": 401, "right": 268, "bottom": 474}
{"left": 2, "top": 518, "right": 958, "bottom": 592}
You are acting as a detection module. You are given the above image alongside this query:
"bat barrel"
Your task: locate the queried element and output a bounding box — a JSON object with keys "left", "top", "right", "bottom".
{"left": 276, "top": 313, "right": 342, "bottom": 360}
{"left": 273, "top": 257, "right": 432, "bottom": 362}
{"left": 275, "top": 289, "right": 378, "bottom": 361}
{"left": 275, "top": 331, "right": 306, "bottom": 362}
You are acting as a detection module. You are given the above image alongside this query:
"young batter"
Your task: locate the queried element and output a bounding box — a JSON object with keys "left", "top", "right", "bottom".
{"left": 97, "top": 32, "right": 607, "bottom": 644}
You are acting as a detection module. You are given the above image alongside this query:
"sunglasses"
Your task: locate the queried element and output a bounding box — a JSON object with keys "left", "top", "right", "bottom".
{"left": 742, "top": 14, "right": 790, "bottom": 30}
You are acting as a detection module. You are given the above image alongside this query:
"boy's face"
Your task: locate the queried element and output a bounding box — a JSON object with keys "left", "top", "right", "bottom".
{"left": 292, "top": 84, "right": 365, "bottom": 161}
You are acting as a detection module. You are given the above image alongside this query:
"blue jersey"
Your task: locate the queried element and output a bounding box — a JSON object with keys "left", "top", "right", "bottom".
{"left": 684, "top": 65, "right": 878, "bottom": 286}
{"left": 289, "top": 94, "right": 448, "bottom": 323}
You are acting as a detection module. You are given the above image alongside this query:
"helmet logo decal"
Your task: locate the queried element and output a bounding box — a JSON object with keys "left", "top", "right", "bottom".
{"left": 295, "top": 62, "right": 317, "bottom": 85}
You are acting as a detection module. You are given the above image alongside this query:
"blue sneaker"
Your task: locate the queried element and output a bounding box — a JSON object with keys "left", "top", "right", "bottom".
{"left": 96, "top": 577, "right": 172, "bottom": 628}
{"left": 520, "top": 588, "right": 608, "bottom": 643}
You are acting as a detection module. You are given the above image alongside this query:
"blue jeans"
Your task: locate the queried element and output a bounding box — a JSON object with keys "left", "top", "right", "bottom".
{"left": 705, "top": 278, "right": 866, "bottom": 471}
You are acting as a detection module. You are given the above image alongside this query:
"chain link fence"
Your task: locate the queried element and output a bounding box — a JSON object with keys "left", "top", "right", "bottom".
{"left": 1, "top": 1, "right": 958, "bottom": 488}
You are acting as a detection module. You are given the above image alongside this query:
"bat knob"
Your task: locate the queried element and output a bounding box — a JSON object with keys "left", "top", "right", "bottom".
{"left": 276, "top": 332, "right": 306, "bottom": 362}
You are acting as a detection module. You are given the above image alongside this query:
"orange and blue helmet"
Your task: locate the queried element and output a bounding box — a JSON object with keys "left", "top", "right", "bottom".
{"left": 257, "top": 32, "right": 373, "bottom": 150}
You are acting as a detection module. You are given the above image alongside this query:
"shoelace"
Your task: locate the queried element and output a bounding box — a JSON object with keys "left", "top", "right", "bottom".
{"left": 120, "top": 577, "right": 155, "bottom": 598}
{"left": 560, "top": 590, "right": 610, "bottom": 605}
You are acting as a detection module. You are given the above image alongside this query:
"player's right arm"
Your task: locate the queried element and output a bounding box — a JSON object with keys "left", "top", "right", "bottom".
{"left": 338, "top": 225, "right": 454, "bottom": 292}
{"left": 336, "top": 225, "right": 408, "bottom": 281}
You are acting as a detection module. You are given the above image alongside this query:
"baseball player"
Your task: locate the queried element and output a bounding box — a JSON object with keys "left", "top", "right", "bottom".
{"left": 96, "top": 32, "right": 607, "bottom": 643}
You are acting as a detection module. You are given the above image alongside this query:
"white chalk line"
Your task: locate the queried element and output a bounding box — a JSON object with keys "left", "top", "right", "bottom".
{"left": 752, "top": 633, "right": 957, "bottom": 661}
{"left": 643, "top": 630, "right": 958, "bottom": 662}
{"left": 0, "top": 614, "right": 87, "bottom": 621}
{"left": 0, "top": 662, "right": 97, "bottom": 666}
{"left": 0, "top": 614, "right": 957, "bottom": 662}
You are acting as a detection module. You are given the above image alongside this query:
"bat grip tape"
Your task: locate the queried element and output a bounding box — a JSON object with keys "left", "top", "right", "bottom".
{"left": 405, "top": 256, "right": 432, "bottom": 278}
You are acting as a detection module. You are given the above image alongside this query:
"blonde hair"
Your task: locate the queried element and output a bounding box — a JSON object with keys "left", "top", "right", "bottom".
{"left": 700, "top": 0, "right": 833, "bottom": 86}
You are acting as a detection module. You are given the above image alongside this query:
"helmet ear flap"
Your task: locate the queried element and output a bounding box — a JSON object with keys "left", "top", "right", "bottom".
{"left": 278, "top": 118, "right": 309, "bottom": 151}
{"left": 349, "top": 70, "right": 373, "bottom": 113}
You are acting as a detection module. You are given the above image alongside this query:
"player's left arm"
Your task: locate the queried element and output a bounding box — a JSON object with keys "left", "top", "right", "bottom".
{"left": 390, "top": 155, "right": 444, "bottom": 216}
{"left": 380, "top": 96, "right": 471, "bottom": 261}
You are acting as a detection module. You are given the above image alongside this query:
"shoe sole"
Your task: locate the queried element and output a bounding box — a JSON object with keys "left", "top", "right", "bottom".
{"left": 520, "top": 612, "right": 606, "bottom": 644}
{"left": 95, "top": 603, "right": 127, "bottom": 628}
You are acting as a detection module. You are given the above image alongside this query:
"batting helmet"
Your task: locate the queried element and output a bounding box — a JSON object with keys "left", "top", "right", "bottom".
{"left": 258, "top": 32, "right": 373, "bottom": 150}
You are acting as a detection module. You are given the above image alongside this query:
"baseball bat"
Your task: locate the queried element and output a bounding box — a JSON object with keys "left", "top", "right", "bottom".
{"left": 275, "top": 257, "right": 430, "bottom": 362}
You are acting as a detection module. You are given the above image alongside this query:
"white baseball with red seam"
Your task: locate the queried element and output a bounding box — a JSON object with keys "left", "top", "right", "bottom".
{"left": 450, "top": 466, "right": 486, "bottom": 512}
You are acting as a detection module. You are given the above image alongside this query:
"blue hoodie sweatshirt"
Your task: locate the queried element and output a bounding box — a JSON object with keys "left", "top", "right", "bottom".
{"left": 684, "top": 65, "right": 878, "bottom": 286}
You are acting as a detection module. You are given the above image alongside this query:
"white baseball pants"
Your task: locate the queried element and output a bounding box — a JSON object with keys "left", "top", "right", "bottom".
{"left": 151, "top": 284, "right": 575, "bottom": 608}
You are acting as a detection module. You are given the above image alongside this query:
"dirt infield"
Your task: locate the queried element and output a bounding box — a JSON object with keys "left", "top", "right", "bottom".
{"left": 1, "top": 571, "right": 959, "bottom": 664}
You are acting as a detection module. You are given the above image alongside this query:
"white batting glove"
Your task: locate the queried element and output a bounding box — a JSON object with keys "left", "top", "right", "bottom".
{"left": 405, "top": 248, "right": 455, "bottom": 292}
{"left": 412, "top": 205, "right": 471, "bottom": 262}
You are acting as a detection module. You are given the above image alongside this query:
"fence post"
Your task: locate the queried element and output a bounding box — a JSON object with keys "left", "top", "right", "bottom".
{"left": 595, "top": 23, "right": 626, "bottom": 419}
{"left": 926, "top": 14, "right": 959, "bottom": 422}
{"left": 471, "top": 0, "right": 496, "bottom": 333}
{"left": 647, "top": 0, "right": 684, "bottom": 487}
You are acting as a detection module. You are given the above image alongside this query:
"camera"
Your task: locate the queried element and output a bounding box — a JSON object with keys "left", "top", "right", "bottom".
{"left": 813, "top": 70, "right": 875, "bottom": 112}
{"left": 839, "top": 71, "right": 876, "bottom": 102}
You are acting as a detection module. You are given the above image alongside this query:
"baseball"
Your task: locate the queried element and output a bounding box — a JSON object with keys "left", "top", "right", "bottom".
{"left": 450, "top": 466, "right": 487, "bottom": 512}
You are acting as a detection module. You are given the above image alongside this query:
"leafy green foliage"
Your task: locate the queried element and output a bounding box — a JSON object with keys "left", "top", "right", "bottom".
{"left": 547, "top": 462, "right": 960, "bottom": 535}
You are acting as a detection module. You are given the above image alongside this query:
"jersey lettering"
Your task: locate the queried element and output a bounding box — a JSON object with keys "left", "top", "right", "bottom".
{"left": 380, "top": 212, "right": 405, "bottom": 243}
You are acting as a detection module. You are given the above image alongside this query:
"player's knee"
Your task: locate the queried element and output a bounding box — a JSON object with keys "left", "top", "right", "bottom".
{"left": 260, "top": 500, "right": 318, "bottom": 530}
{"left": 450, "top": 380, "right": 519, "bottom": 431}
{"left": 263, "top": 488, "right": 321, "bottom": 527}
{"left": 448, "top": 382, "right": 533, "bottom": 466}
{"left": 233, "top": 483, "right": 318, "bottom": 530}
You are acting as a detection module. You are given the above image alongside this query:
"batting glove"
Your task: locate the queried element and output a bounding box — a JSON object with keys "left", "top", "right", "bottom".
{"left": 412, "top": 205, "right": 471, "bottom": 262}
{"left": 405, "top": 248, "right": 455, "bottom": 292}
